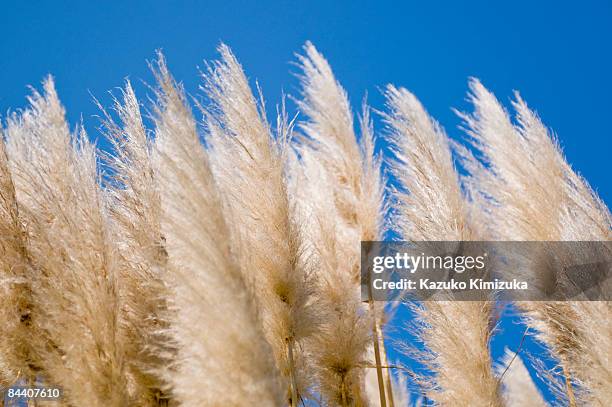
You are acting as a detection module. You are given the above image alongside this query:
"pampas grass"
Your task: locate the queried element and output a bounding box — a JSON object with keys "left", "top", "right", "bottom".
{"left": 457, "top": 79, "right": 612, "bottom": 405}
{"left": 294, "top": 43, "right": 392, "bottom": 406}
{"left": 202, "top": 44, "right": 319, "bottom": 405}
{"left": 152, "top": 55, "right": 284, "bottom": 406}
{"left": 384, "top": 85, "right": 502, "bottom": 407}
{"left": 99, "top": 79, "right": 172, "bottom": 405}
{"left": 4, "top": 78, "right": 129, "bottom": 406}
{"left": 0, "top": 42, "right": 608, "bottom": 407}
{"left": 0, "top": 134, "right": 36, "bottom": 389}
{"left": 300, "top": 167, "right": 371, "bottom": 406}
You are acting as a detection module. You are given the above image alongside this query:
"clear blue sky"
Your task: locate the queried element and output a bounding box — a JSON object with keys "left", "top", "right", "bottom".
{"left": 1, "top": 1, "right": 610, "bottom": 204}
{"left": 2, "top": 1, "right": 610, "bottom": 404}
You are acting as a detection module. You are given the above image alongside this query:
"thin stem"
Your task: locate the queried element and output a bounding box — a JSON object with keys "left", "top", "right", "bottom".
{"left": 364, "top": 242, "right": 387, "bottom": 407}
{"left": 378, "top": 329, "right": 395, "bottom": 407}
{"left": 369, "top": 311, "right": 387, "bottom": 407}
{"left": 368, "top": 364, "right": 416, "bottom": 378}
{"left": 563, "top": 363, "right": 577, "bottom": 407}
{"left": 498, "top": 327, "right": 529, "bottom": 383}
{"left": 286, "top": 338, "right": 299, "bottom": 407}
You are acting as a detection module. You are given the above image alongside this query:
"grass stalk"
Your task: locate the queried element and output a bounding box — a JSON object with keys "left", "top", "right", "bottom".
{"left": 370, "top": 316, "right": 387, "bottom": 407}
{"left": 287, "top": 338, "right": 299, "bottom": 407}
{"left": 366, "top": 285, "right": 387, "bottom": 406}
{"left": 364, "top": 242, "right": 387, "bottom": 407}
{"left": 563, "top": 364, "right": 577, "bottom": 407}
{"left": 378, "top": 327, "right": 395, "bottom": 407}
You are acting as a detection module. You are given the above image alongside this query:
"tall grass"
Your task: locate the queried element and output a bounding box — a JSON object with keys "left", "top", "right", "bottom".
{"left": 99, "top": 79, "right": 171, "bottom": 405}
{"left": 457, "top": 79, "right": 612, "bottom": 405}
{"left": 383, "top": 86, "right": 502, "bottom": 407}
{"left": 294, "top": 43, "right": 388, "bottom": 406}
{"left": 0, "top": 132, "right": 36, "bottom": 391}
{"left": 0, "top": 43, "right": 608, "bottom": 407}
{"left": 4, "top": 78, "right": 129, "bottom": 406}
{"left": 152, "top": 55, "right": 283, "bottom": 406}
{"left": 202, "top": 45, "right": 319, "bottom": 406}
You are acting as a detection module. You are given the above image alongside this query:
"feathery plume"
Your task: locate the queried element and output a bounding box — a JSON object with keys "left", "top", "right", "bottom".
{"left": 291, "top": 145, "right": 371, "bottom": 406}
{"left": 454, "top": 79, "right": 566, "bottom": 241}
{"left": 295, "top": 42, "right": 363, "bottom": 229}
{"left": 457, "top": 79, "right": 612, "bottom": 405}
{"left": 455, "top": 104, "right": 609, "bottom": 407}
{"left": 296, "top": 43, "right": 391, "bottom": 406}
{"left": 4, "top": 78, "right": 129, "bottom": 406}
{"left": 384, "top": 85, "right": 502, "bottom": 406}
{"left": 152, "top": 54, "right": 284, "bottom": 406}
{"left": 0, "top": 133, "right": 36, "bottom": 388}
{"left": 99, "top": 81, "right": 171, "bottom": 405}
{"left": 203, "top": 44, "right": 318, "bottom": 405}
{"left": 515, "top": 93, "right": 612, "bottom": 405}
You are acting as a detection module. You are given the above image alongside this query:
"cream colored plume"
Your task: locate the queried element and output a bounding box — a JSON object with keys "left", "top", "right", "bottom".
{"left": 99, "top": 80, "right": 171, "bottom": 405}
{"left": 152, "top": 54, "right": 283, "bottom": 406}
{"left": 294, "top": 43, "right": 392, "bottom": 406}
{"left": 203, "top": 44, "right": 319, "bottom": 404}
{"left": 4, "top": 78, "right": 129, "bottom": 406}
{"left": 296, "top": 42, "right": 386, "bottom": 239}
{"left": 384, "top": 85, "right": 502, "bottom": 406}
{"left": 0, "top": 133, "right": 36, "bottom": 388}
{"left": 458, "top": 79, "right": 612, "bottom": 405}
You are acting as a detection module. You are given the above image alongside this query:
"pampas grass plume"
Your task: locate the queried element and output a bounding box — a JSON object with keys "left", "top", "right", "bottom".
{"left": 152, "top": 54, "right": 284, "bottom": 406}
{"left": 5, "top": 78, "right": 129, "bottom": 406}
{"left": 384, "top": 85, "right": 502, "bottom": 407}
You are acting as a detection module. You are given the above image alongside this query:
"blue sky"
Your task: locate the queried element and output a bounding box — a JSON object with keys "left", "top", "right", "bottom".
{"left": 2, "top": 1, "right": 610, "bottom": 404}
{"left": 1, "top": 1, "right": 610, "bottom": 205}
